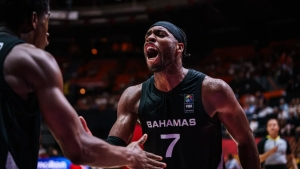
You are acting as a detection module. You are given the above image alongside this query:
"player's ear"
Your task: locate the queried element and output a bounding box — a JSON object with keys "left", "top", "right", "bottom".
{"left": 31, "top": 12, "right": 38, "bottom": 30}
{"left": 176, "top": 43, "right": 184, "bottom": 53}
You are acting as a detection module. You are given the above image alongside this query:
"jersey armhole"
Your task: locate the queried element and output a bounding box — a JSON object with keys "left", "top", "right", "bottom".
{"left": 0, "top": 39, "right": 24, "bottom": 93}
{"left": 137, "top": 78, "right": 151, "bottom": 116}
{"left": 196, "top": 72, "right": 219, "bottom": 123}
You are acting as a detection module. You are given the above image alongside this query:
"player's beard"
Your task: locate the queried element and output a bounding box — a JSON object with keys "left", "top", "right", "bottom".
{"left": 148, "top": 45, "right": 176, "bottom": 73}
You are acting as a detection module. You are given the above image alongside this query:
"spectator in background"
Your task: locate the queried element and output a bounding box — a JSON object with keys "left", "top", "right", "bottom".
{"left": 277, "top": 107, "right": 289, "bottom": 128}
{"left": 226, "top": 154, "right": 241, "bottom": 169}
{"left": 250, "top": 118, "right": 259, "bottom": 133}
{"left": 257, "top": 118, "right": 298, "bottom": 169}
{"left": 243, "top": 95, "right": 257, "bottom": 115}
{"left": 47, "top": 146, "right": 62, "bottom": 157}
{"left": 38, "top": 144, "right": 48, "bottom": 158}
{"left": 281, "top": 108, "right": 299, "bottom": 136}
{"left": 296, "top": 106, "right": 300, "bottom": 119}
{"left": 254, "top": 99, "right": 273, "bottom": 119}
{"left": 279, "top": 98, "right": 289, "bottom": 114}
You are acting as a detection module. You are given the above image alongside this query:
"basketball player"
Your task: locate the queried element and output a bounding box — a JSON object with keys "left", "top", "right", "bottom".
{"left": 81, "top": 21, "right": 261, "bottom": 169}
{"left": 0, "top": 0, "right": 166, "bottom": 168}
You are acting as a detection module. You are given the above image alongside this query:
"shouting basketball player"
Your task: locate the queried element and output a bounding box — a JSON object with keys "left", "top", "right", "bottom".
{"left": 81, "top": 21, "right": 260, "bottom": 169}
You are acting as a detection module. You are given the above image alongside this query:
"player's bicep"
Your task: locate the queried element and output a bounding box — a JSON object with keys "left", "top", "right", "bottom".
{"left": 218, "top": 103, "right": 252, "bottom": 144}
{"left": 221, "top": 106, "right": 252, "bottom": 143}
{"left": 109, "top": 87, "right": 140, "bottom": 144}
{"left": 29, "top": 53, "right": 86, "bottom": 152}
{"left": 207, "top": 80, "right": 252, "bottom": 144}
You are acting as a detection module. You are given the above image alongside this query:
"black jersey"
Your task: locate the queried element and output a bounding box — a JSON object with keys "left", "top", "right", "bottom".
{"left": 0, "top": 31, "right": 41, "bottom": 169}
{"left": 138, "top": 69, "right": 225, "bottom": 169}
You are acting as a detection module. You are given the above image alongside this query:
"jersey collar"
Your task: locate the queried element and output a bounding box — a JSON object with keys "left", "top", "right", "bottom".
{"left": 267, "top": 135, "right": 280, "bottom": 141}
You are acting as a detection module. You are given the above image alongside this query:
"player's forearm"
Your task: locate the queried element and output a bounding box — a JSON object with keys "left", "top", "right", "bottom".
{"left": 238, "top": 139, "right": 261, "bottom": 169}
{"left": 66, "top": 135, "right": 134, "bottom": 168}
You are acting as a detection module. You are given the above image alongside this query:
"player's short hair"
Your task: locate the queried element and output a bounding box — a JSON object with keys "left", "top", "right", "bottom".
{"left": 0, "top": 0, "right": 49, "bottom": 29}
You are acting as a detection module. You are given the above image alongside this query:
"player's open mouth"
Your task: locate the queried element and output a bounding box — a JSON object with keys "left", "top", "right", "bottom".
{"left": 145, "top": 44, "right": 158, "bottom": 60}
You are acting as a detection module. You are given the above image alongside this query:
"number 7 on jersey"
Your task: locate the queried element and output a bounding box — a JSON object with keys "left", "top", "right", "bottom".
{"left": 160, "top": 134, "right": 180, "bottom": 158}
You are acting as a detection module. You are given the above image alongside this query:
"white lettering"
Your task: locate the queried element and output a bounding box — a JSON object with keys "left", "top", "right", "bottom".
{"left": 153, "top": 121, "right": 159, "bottom": 128}
{"left": 189, "top": 118, "right": 196, "bottom": 126}
{"left": 186, "top": 105, "right": 192, "bottom": 108}
{"left": 146, "top": 119, "right": 197, "bottom": 128}
{"left": 159, "top": 120, "right": 166, "bottom": 127}
{"left": 37, "top": 160, "right": 67, "bottom": 169}
{"left": 166, "top": 120, "right": 173, "bottom": 127}
{"left": 147, "top": 121, "right": 152, "bottom": 128}
{"left": 173, "top": 119, "right": 181, "bottom": 126}
{"left": 181, "top": 119, "right": 189, "bottom": 126}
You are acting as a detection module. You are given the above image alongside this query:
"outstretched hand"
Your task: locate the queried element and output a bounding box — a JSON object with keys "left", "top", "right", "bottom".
{"left": 126, "top": 134, "right": 166, "bottom": 169}
{"left": 79, "top": 116, "right": 166, "bottom": 168}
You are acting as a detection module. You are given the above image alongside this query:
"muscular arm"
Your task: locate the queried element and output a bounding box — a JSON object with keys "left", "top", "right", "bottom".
{"left": 109, "top": 85, "right": 141, "bottom": 144}
{"left": 7, "top": 45, "right": 136, "bottom": 167}
{"left": 202, "top": 77, "right": 260, "bottom": 169}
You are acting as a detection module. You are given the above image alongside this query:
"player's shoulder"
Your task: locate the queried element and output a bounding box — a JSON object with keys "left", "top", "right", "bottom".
{"left": 8, "top": 44, "right": 59, "bottom": 79}
{"left": 11, "top": 43, "right": 55, "bottom": 66}
{"left": 122, "top": 83, "right": 143, "bottom": 98}
{"left": 119, "top": 84, "right": 143, "bottom": 111}
{"left": 202, "top": 75, "right": 230, "bottom": 94}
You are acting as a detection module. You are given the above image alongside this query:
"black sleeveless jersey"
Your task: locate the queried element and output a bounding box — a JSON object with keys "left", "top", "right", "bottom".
{"left": 138, "top": 69, "right": 225, "bottom": 169}
{"left": 0, "top": 31, "right": 41, "bottom": 168}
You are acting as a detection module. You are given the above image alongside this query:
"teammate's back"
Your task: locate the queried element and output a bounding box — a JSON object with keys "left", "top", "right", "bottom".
{"left": 0, "top": 31, "right": 41, "bottom": 168}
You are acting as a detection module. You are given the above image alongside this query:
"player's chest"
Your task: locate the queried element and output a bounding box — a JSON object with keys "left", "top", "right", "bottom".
{"left": 143, "top": 93, "right": 199, "bottom": 116}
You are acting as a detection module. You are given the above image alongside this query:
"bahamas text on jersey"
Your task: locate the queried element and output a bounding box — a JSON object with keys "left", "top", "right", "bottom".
{"left": 146, "top": 118, "right": 196, "bottom": 128}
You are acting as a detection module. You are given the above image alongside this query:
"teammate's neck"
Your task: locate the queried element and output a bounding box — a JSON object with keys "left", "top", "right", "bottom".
{"left": 153, "top": 66, "right": 188, "bottom": 92}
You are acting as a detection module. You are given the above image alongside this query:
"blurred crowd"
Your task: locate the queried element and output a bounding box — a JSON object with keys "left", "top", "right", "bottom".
{"left": 59, "top": 40, "right": 300, "bottom": 129}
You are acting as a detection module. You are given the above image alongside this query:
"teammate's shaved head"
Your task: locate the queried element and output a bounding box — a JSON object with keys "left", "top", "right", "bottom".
{"left": 0, "top": 0, "right": 49, "bottom": 32}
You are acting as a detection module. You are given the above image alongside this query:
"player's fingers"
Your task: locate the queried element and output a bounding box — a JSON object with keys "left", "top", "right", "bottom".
{"left": 145, "top": 152, "right": 163, "bottom": 161}
{"left": 145, "top": 166, "right": 164, "bottom": 169}
{"left": 137, "top": 134, "right": 148, "bottom": 145}
{"left": 145, "top": 159, "right": 166, "bottom": 168}
{"left": 79, "top": 116, "right": 92, "bottom": 135}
